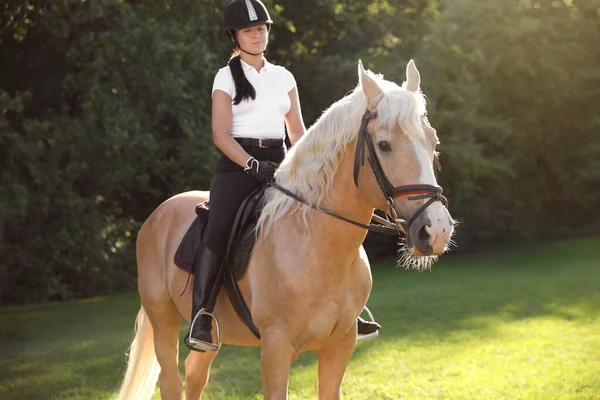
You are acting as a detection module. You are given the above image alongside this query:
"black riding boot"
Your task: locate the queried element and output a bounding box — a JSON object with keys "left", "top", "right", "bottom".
{"left": 184, "top": 245, "right": 224, "bottom": 352}
{"left": 357, "top": 316, "right": 381, "bottom": 337}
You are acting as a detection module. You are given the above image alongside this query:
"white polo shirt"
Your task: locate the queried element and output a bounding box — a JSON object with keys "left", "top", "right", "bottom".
{"left": 212, "top": 59, "right": 296, "bottom": 140}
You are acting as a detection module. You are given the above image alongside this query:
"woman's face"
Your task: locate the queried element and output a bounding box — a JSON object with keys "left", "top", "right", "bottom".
{"left": 235, "top": 24, "right": 269, "bottom": 53}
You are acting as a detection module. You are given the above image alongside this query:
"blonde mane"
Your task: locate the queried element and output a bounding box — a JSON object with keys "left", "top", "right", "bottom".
{"left": 258, "top": 69, "right": 428, "bottom": 235}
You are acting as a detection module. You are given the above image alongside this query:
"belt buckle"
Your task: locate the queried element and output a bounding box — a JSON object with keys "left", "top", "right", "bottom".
{"left": 258, "top": 138, "right": 266, "bottom": 148}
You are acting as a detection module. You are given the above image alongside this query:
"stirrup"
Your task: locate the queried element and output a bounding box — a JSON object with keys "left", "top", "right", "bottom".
{"left": 187, "top": 308, "right": 221, "bottom": 352}
{"left": 357, "top": 306, "right": 379, "bottom": 341}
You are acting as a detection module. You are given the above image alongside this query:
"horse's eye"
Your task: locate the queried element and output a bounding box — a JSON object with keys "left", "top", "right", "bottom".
{"left": 378, "top": 141, "right": 392, "bottom": 153}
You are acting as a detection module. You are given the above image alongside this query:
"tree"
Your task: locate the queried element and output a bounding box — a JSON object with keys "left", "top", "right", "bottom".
{"left": 0, "top": 0, "right": 224, "bottom": 303}
{"left": 417, "top": 0, "right": 600, "bottom": 246}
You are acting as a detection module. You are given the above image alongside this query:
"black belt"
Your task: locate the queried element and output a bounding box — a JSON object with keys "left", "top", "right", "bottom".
{"left": 235, "top": 137, "right": 284, "bottom": 149}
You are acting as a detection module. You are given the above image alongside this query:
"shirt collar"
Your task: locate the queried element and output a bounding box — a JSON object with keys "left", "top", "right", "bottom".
{"left": 240, "top": 58, "right": 272, "bottom": 73}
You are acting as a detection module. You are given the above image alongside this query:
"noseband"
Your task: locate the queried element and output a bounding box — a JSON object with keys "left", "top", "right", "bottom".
{"left": 270, "top": 109, "right": 448, "bottom": 236}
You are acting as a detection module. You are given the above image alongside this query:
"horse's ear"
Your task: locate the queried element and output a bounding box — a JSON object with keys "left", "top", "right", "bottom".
{"left": 405, "top": 59, "right": 420, "bottom": 92}
{"left": 358, "top": 60, "right": 383, "bottom": 111}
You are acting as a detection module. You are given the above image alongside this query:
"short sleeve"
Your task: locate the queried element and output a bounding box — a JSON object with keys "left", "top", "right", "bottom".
{"left": 212, "top": 68, "right": 234, "bottom": 97}
{"left": 285, "top": 70, "right": 297, "bottom": 92}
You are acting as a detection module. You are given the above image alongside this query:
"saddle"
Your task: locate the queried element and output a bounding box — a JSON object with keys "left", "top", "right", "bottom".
{"left": 174, "top": 187, "right": 266, "bottom": 339}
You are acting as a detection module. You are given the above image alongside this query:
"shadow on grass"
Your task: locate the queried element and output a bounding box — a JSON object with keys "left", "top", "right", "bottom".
{"left": 348, "top": 236, "right": 600, "bottom": 362}
{"left": 0, "top": 340, "right": 128, "bottom": 399}
{"left": 0, "top": 294, "right": 139, "bottom": 400}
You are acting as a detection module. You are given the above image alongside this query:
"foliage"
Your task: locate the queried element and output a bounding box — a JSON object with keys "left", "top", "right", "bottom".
{"left": 418, "top": 0, "right": 600, "bottom": 246}
{"left": 269, "top": 0, "right": 441, "bottom": 122}
{"left": 0, "top": 1, "right": 222, "bottom": 303}
{"left": 0, "top": 0, "right": 599, "bottom": 303}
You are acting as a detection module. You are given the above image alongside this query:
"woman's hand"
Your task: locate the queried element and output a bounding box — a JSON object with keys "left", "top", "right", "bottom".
{"left": 244, "top": 157, "right": 279, "bottom": 183}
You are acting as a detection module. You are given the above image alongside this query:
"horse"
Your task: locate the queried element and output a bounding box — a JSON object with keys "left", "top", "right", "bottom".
{"left": 117, "top": 60, "right": 454, "bottom": 400}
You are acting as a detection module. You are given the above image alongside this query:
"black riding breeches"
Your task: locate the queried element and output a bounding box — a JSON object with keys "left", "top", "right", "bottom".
{"left": 204, "top": 144, "right": 286, "bottom": 259}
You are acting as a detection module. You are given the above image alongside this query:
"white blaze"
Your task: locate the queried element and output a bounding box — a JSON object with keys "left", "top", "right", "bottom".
{"left": 414, "top": 138, "right": 453, "bottom": 254}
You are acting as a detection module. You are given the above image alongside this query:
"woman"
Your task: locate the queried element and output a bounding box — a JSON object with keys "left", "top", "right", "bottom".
{"left": 186, "top": 0, "right": 380, "bottom": 352}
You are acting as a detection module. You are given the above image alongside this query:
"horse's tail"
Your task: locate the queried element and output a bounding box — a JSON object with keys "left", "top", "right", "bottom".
{"left": 117, "top": 306, "right": 161, "bottom": 400}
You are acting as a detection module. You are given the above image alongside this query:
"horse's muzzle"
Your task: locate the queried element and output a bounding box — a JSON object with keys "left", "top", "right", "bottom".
{"left": 407, "top": 205, "right": 453, "bottom": 256}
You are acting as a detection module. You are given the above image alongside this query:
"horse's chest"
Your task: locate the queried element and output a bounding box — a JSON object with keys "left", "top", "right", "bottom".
{"left": 252, "top": 251, "right": 371, "bottom": 343}
{"left": 305, "top": 282, "right": 366, "bottom": 333}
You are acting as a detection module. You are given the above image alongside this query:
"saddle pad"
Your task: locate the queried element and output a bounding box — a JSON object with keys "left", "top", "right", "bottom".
{"left": 173, "top": 202, "right": 209, "bottom": 272}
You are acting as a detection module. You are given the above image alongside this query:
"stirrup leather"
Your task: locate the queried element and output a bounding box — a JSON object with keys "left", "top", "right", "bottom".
{"left": 357, "top": 306, "right": 379, "bottom": 341}
{"left": 187, "top": 308, "right": 221, "bottom": 352}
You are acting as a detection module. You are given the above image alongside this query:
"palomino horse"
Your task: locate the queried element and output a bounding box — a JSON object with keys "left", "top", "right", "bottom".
{"left": 117, "top": 60, "right": 454, "bottom": 400}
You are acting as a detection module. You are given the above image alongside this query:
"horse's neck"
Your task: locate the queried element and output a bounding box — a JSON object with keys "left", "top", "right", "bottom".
{"left": 303, "top": 143, "right": 374, "bottom": 258}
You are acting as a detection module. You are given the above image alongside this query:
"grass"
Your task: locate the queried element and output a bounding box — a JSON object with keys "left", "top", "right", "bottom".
{"left": 1, "top": 236, "right": 599, "bottom": 399}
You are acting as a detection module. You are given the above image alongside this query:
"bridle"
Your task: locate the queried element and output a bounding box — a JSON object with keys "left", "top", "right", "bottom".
{"left": 270, "top": 109, "right": 448, "bottom": 236}
{"left": 353, "top": 109, "right": 448, "bottom": 233}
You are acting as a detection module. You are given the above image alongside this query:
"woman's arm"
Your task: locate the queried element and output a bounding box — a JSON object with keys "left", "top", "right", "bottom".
{"left": 211, "top": 89, "right": 253, "bottom": 168}
{"left": 284, "top": 87, "right": 306, "bottom": 145}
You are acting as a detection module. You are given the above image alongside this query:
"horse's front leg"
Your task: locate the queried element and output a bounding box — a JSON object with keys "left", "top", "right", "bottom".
{"left": 260, "top": 330, "right": 296, "bottom": 400}
{"left": 315, "top": 326, "right": 357, "bottom": 400}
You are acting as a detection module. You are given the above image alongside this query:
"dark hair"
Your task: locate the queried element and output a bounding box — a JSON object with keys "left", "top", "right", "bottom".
{"left": 228, "top": 51, "right": 255, "bottom": 105}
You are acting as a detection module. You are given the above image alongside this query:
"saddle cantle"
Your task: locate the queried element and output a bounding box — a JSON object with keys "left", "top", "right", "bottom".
{"left": 174, "top": 187, "right": 267, "bottom": 339}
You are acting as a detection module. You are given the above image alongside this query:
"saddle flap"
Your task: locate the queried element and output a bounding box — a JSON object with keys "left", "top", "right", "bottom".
{"left": 225, "top": 186, "right": 266, "bottom": 277}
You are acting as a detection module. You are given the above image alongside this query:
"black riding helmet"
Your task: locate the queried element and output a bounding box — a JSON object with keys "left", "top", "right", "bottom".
{"left": 224, "top": 0, "right": 273, "bottom": 41}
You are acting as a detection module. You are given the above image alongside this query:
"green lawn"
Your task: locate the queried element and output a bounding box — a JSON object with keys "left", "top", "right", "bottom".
{"left": 1, "top": 236, "right": 599, "bottom": 399}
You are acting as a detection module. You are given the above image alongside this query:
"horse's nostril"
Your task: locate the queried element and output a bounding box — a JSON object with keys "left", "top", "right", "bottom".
{"left": 417, "top": 225, "right": 430, "bottom": 243}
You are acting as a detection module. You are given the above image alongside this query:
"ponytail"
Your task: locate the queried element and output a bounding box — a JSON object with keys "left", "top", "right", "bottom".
{"left": 228, "top": 52, "right": 256, "bottom": 105}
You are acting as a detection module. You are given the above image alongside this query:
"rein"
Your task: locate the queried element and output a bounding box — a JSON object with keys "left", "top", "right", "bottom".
{"left": 268, "top": 182, "right": 398, "bottom": 236}
{"left": 270, "top": 109, "right": 448, "bottom": 236}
